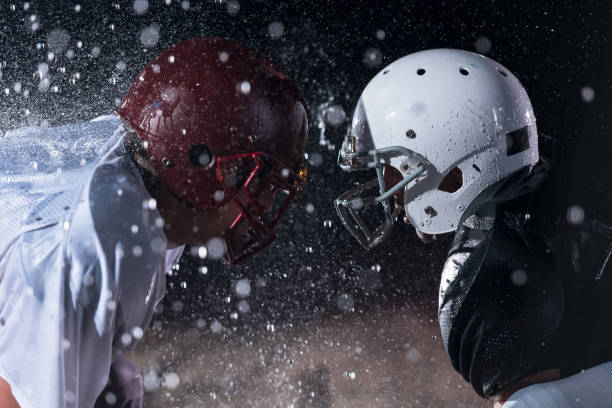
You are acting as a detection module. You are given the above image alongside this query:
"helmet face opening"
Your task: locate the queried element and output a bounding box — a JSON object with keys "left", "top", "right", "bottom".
{"left": 335, "top": 134, "right": 426, "bottom": 249}
{"left": 335, "top": 99, "right": 428, "bottom": 250}
{"left": 217, "top": 152, "right": 306, "bottom": 264}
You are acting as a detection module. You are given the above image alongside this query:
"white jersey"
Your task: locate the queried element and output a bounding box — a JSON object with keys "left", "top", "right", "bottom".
{"left": 504, "top": 361, "right": 612, "bottom": 407}
{"left": 0, "top": 115, "right": 184, "bottom": 408}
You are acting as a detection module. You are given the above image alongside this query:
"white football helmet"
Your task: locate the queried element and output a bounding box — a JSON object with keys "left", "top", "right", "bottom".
{"left": 336, "top": 49, "right": 539, "bottom": 249}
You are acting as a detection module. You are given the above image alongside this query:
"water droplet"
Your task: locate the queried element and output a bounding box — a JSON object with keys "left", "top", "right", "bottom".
{"left": 115, "top": 60, "right": 126, "bottom": 72}
{"left": 235, "top": 278, "right": 251, "bottom": 297}
{"left": 211, "top": 319, "right": 223, "bottom": 333}
{"left": 406, "top": 348, "right": 422, "bottom": 363}
{"left": 121, "top": 332, "right": 132, "bottom": 346}
{"left": 172, "top": 300, "right": 184, "bottom": 312}
{"left": 133, "top": 0, "right": 149, "bottom": 15}
{"left": 237, "top": 300, "right": 250, "bottom": 313}
{"left": 132, "top": 245, "right": 143, "bottom": 257}
{"left": 567, "top": 205, "right": 585, "bottom": 225}
{"left": 206, "top": 237, "right": 225, "bottom": 260}
{"left": 474, "top": 36, "right": 492, "bottom": 54}
{"left": 198, "top": 246, "right": 207, "bottom": 259}
{"left": 510, "top": 269, "right": 528, "bottom": 287}
{"left": 143, "top": 366, "right": 161, "bottom": 392}
{"left": 25, "top": 14, "right": 40, "bottom": 32}
{"left": 268, "top": 21, "right": 284, "bottom": 39}
{"left": 131, "top": 326, "right": 144, "bottom": 340}
{"left": 47, "top": 29, "right": 71, "bottom": 53}
{"left": 363, "top": 48, "right": 382, "bottom": 67}
{"left": 82, "top": 274, "right": 94, "bottom": 287}
{"left": 337, "top": 293, "right": 355, "bottom": 311}
{"left": 140, "top": 23, "right": 160, "bottom": 47}
{"left": 105, "top": 392, "right": 117, "bottom": 405}
{"left": 581, "top": 86, "right": 595, "bottom": 103}
{"left": 226, "top": 0, "right": 240, "bottom": 15}
{"left": 308, "top": 152, "right": 323, "bottom": 167}
{"left": 322, "top": 104, "right": 346, "bottom": 127}
{"left": 214, "top": 190, "right": 225, "bottom": 202}
{"left": 239, "top": 81, "right": 251, "bottom": 94}
{"left": 162, "top": 372, "right": 180, "bottom": 390}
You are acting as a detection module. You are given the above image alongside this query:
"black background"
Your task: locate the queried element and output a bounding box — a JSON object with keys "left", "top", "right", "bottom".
{"left": 1, "top": 0, "right": 611, "bottom": 331}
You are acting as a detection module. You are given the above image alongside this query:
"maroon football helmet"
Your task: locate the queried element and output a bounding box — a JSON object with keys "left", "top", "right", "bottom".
{"left": 116, "top": 37, "right": 308, "bottom": 264}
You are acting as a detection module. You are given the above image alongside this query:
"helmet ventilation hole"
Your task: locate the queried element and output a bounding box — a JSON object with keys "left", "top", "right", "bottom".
{"left": 438, "top": 167, "right": 463, "bottom": 193}
{"left": 383, "top": 69, "right": 390, "bottom": 75}
{"left": 472, "top": 164, "right": 482, "bottom": 172}
{"left": 424, "top": 206, "right": 438, "bottom": 217}
{"left": 497, "top": 68, "right": 508, "bottom": 77}
{"left": 459, "top": 67, "right": 469, "bottom": 76}
{"left": 161, "top": 157, "right": 175, "bottom": 167}
{"left": 188, "top": 144, "right": 214, "bottom": 167}
{"left": 405, "top": 129, "right": 416, "bottom": 139}
{"left": 416, "top": 68, "right": 426, "bottom": 76}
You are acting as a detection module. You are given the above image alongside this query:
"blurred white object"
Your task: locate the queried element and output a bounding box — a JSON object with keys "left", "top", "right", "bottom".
{"left": 0, "top": 115, "right": 184, "bottom": 408}
{"left": 504, "top": 362, "right": 612, "bottom": 407}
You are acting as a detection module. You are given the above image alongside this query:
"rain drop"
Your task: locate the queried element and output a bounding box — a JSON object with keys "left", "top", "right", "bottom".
{"left": 226, "top": 0, "right": 240, "bottom": 15}
{"left": 510, "top": 269, "right": 528, "bottom": 287}
{"left": 474, "top": 36, "right": 492, "bottom": 54}
{"left": 268, "top": 21, "right": 284, "bottom": 39}
{"left": 133, "top": 0, "right": 149, "bottom": 15}
{"left": 163, "top": 372, "right": 180, "bottom": 390}
{"left": 580, "top": 86, "right": 595, "bottom": 103}
{"left": 235, "top": 278, "right": 251, "bottom": 297}
{"left": 140, "top": 23, "right": 160, "bottom": 47}
{"left": 363, "top": 48, "right": 382, "bottom": 67}
{"left": 567, "top": 205, "right": 585, "bottom": 225}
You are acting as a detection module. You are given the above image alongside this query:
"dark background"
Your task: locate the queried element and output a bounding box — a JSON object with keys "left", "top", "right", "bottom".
{"left": 1, "top": 0, "right": 611, "bottom": 390}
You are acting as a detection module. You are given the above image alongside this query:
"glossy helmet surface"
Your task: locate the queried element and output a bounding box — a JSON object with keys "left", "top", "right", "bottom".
{"left": 117, "top": 37, "right": 308, "bottom": 263}
{"left": 336, "top": 49, "right": 538, "bottom": 249}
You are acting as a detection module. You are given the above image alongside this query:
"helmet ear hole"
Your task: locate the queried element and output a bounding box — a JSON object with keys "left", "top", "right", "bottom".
{"left": 188, "top": 143, "right": 214, "bottom": 167}
{"left": 438, "top": 167, "right": 463, "bottom": 193}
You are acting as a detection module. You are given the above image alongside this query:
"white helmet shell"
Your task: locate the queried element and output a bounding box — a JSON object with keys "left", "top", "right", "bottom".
{"left": 337, "top": 48, "right": 538, "bottom": 244}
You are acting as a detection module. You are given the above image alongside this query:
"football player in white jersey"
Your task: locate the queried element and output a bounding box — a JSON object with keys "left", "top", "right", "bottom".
{"left": 0, "top": 37, "right": 308, "bottom": 408}
{"left": 335, "top": 49, "right": 612, "bottom": 407}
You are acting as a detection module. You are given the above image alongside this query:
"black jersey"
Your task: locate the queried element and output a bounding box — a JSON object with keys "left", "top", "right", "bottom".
{"left": 438, "top": 139, "right": 612, "bottom": 398}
